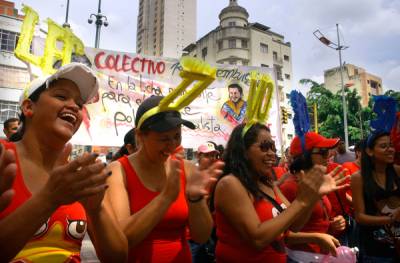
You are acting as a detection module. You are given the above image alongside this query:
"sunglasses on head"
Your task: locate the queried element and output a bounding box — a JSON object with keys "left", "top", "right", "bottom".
{"left": 311, "top": 148, "right": 330, "bottom": 156}
{"left": 256, "top": 141, "right": 277, "bottom": 153}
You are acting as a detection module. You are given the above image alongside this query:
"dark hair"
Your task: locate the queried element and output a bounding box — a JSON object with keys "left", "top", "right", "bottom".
{"left": 112, "top": 128, "right": 136, "bottom": 161}
{"left": 3, "top": 117, "right": 19, "bottom": 129}
{"left": 361, "top": 132, "right": 396, "bottom": 211}
{"left": 337, "top": 140, "right": 346, "bottom": 154}
{"left": 10, "top": 83, "right": 47, "bottom": 142}
{"left": 289, "top": 151, "right": 313, "bottom": 174}
{"left": 222, "top": 123, "right": 271, "bottom": 200}
{"left": 228, "top": 83, "right": 243, "bottom": 95}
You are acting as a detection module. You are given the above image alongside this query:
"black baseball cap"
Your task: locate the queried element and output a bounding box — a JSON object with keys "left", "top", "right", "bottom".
{"left": 135, "top": 96, "right": 196, "bottom": 132}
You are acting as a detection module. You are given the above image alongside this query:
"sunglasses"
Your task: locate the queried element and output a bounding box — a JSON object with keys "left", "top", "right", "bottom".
{"left": 311, "top": 148, "right": 330, "bottom": 156}
{"left": 255, "top": 141, "right": 277, "bottom": 153}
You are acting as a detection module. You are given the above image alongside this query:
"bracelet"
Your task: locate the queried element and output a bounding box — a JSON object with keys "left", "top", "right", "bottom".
{"left": 187, "top": 195, "right": 204, "bottom": 203}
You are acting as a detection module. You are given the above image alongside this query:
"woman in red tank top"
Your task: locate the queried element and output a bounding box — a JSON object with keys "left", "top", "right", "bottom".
{"left": 106, "top": 96, "right": 224, "bottom": 263}
{"left": 0, "top": 63, "right": 127, "bottom": 262}
{"left": 213, "top": 123, "right": 347, "bottom": 263}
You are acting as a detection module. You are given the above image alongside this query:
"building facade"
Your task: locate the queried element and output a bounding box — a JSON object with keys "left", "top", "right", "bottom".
{"left": 0, "top": 0, "right": 30, "bottom": 138}
{"left": 183, "top": 0, "right": 295, "bottom": 148}
{"left": 136, "top": 0, "right": 196, "bottom": 59}
{"left": 324, "top": 64, "right": 383, "bottom": 107}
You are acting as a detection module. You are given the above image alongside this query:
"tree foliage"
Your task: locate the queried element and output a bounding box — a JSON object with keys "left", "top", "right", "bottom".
{"left": 301, "top": 79, "right": 372, "bottom": 145}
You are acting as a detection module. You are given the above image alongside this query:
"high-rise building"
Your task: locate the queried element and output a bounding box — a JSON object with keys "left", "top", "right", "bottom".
{"left": 324, "top": 64, "right": 383, "bottom": 107}
{"left": 183, "top": 0, "right": 295, "bottom": 147}
{"left": 136, "top": 0, "right": 196, "bottom": 59}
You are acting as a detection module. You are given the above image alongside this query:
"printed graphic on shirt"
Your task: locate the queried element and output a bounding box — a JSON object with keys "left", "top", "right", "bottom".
{"left": 374, "top": 196, "right": 400, "bottom": 245}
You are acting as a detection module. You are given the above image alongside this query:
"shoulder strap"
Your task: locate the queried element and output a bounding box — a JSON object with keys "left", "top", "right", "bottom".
{"left": 259, "top": 189, "right": 284, "bottom": 213}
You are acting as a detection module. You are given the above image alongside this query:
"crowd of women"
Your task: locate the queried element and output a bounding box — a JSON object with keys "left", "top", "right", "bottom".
{"left": 0, "top": 62, "right": 399, "bottom": 263}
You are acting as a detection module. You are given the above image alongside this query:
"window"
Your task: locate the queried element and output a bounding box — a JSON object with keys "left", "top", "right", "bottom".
{"left": 0, "top": 100, "right": 19, "bottom": 124}
{"left": 228, "top": 21, "right": 236, "bottom": 27}
{"left": 241, "top": 39, "right": 248, "bottom": 48}
{"left": 284, "top": 55, "right": 290, "bottom": 61}
{"left": 260, "top": 43, "right": 268, "bottom": 53}
{"left": 0, "top": 29, "right": 19, "bottom": 52}
{"left": 273, "top": 51, "right": 278, "bottom": 60}
{"left": 261, "top": 64, "right": 269, "bottom": 68}
{"left": 276, "top": 67, "right": 283, "bottom": 81}
{"left": 218, "top": 40, "right": 223, "bottom": 50}
{"left": 201, "top": 47, "right": 207, "bottom": 59}
{"left": 285, "top": 74, "right": 290, "bottom": 80}
{"left": 288, "top": 134, "right": 293, "bottom": 140}
{"left": 228, "top": 39, "right": 236, "bottom": 48}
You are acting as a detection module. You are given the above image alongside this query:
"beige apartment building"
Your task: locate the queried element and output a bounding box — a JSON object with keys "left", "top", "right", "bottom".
{"left": 0, "top": 0, "right": 30, "bottom": 138}
{"left": 324, "top": 64, "right": 383, "bottom": 107}
{"left": 183, "top": 0, "right": 295, "bottom": 146}
{"left": 136, "top": 0, "right": 196, "bottom": 59}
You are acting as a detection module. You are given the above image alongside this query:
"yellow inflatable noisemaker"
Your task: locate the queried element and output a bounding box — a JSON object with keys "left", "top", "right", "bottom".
{"left": 136, "top": 57, "right": 217, "bottom": 129}
{"left": 242, "top": 71, "right": 274, "bottom": 137}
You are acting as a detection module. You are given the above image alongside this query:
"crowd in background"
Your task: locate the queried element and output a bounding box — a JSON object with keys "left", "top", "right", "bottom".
{"left": 0, "top": 62, "right": 399, "bottom": 263}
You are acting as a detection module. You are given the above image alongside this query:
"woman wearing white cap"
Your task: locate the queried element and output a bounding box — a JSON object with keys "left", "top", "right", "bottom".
{"left": 0, "top": 63, "right": 127, "bottom": 262}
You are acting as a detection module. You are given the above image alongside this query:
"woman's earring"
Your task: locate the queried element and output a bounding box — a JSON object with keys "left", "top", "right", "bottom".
{"left": 25, "top": 111, "right": 33, "bottom": 118}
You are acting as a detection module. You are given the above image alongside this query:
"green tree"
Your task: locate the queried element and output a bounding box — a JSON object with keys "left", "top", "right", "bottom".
{"left": 300, "top": 79, "right": 371, "bottom": 145}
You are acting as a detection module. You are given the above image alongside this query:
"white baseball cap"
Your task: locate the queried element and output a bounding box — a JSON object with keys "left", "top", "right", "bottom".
{"left": 20, "top": 62, "right": 99, "bottom": 105}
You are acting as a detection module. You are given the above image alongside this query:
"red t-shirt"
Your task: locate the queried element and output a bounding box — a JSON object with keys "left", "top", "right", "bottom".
{"left": 273, "top": 167, "right": 287, "bottom": 181}
{"left": 279, "top": 175, "right": 332, "bottom": 254}
{"left": 215, "top": 187, "right": 287, "bottom": 263}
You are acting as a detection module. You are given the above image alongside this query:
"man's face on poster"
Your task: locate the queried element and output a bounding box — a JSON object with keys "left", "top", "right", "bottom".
{"left": 228, "top": 87, "right": 241, "bottom": 103}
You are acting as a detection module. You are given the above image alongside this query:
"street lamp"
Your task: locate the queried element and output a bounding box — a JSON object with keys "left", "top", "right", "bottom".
{"left": 63, "top": 0, "right": 71, "bottom": 28}
{"left": 313, "top": 24, "right": 350, "bottom": 151}
{"left": 88, "top": 0, "right": 108, "bottom": 48}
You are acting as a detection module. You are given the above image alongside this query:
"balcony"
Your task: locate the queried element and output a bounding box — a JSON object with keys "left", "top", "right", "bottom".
{"left": 216, "top": 27, "right": 250, "bottom": 40}
{"left": 216, "top": 48, "right": 249, "bottom": 62}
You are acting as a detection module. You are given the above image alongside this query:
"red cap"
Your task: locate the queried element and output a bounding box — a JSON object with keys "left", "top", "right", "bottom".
{"left": 290, "top": 132, "right": 340, "bottom": 157}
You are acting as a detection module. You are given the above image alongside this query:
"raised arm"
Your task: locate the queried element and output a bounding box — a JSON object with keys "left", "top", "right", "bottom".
{"left": 106, "top": 158, "right": 182, "bottom": 247}
{"left": 215, "top": 175, "right": 318, "bottom": 251}
{"left": 0, "top": 144, "right": 16, "bottom": 212}
{"left": 184, "top": 160, "right": 223, "bottom": 243}
{"left": 0, "top": 153, "right": 110, "bottom": 261}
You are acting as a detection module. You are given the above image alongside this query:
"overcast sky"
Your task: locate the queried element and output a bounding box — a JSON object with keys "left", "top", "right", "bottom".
{"left": 12, "top": 0, "right": 400, "bottom": 92}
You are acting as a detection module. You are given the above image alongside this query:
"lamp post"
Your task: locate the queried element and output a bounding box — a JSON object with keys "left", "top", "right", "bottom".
{"left": 88, "top": 0, "right": 108, "bottom": 48}
{"left": 313, "top": 24, "right": 350, "bottom": 151}
{"left": 63, "top": 0, "right": 70, "bottom": 28}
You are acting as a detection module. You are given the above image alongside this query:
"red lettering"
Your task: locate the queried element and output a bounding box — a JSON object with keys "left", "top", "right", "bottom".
{"left": 114, "top": 55, "right": 122, "bottom": 72}
{"left": 105, "top": 55, "right": 116, "bottom": 70}
{"left": 156, "top": 62, "right": 165, "bottom": 74}
{"left": 122, "top": 54, "right": 131, "bottom": 72}
{"left": 94, "top": 51, "right": 106, "bottom": 69}
{"left": 131, "top": 57, "right": 140, "bottom": 73}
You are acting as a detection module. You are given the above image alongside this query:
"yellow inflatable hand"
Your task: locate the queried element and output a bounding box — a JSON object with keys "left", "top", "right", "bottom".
{"left": 242, "top": 71, "right": 274, "bottom": 137}
{"left": 137, "top": 57, "right": 216, "bottom": 129}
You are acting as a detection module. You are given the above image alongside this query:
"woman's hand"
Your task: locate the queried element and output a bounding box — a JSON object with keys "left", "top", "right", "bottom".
{"left": 296, "top": 165, "right": 325, "bottom": 205}
{"left": 0, "top": 144, "right": 16, "bottom": 211}
{"left": 39, "top": 151, "right": 109, "bottom": 209}
{"left": 186, "top": 158, "right": 224, "bottom": 200}
{"left": 315, "top": 233, "right": 340, "bottom": 256}
{"left": 161, "top": 157, "right": 182, "bottom": 203}
{"left": 329, "top": 215, "right": 346, "bottom": 233}
{"left": 319, "top": 166, "right": 349, "bottom": 196}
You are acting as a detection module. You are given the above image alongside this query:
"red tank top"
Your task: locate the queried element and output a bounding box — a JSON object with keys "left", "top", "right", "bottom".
{"left": 0, "top": 141, "right": 87, "bottom": 262}
{"left": 118, "top": 156, "right": 191, "bottom": 263}
{"left": 280, "top": 175, "right": 332, "bottom": 253}
{"left": 215, "top": 187, "right": 287, "bottom": 263}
